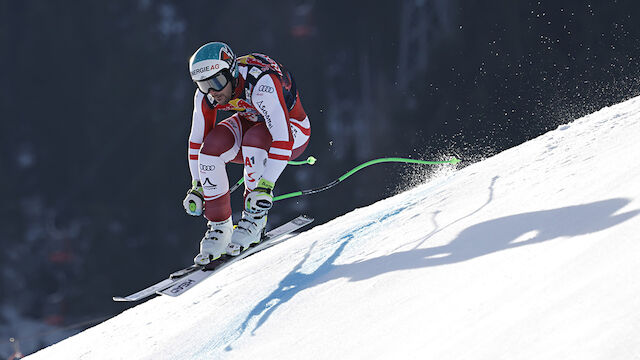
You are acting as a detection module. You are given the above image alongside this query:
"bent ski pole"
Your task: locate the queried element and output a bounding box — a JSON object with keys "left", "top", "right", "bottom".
{"left": 230, "top": 156, "right": 317, "bottom": 194}
{"left": 274, "top": 156, "right": 461, "bottom": 202}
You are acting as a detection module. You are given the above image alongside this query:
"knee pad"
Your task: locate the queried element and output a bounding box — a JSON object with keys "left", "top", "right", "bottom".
{"left": 198, "top": 153, "right": 229, "bottom": 200}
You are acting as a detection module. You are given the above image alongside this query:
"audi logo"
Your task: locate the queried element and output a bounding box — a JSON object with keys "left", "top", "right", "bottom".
{"left": 258, "top": 85, "right": 274, "bottom": 93}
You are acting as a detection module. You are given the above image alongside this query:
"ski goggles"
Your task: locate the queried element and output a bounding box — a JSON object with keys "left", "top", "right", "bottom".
{"left": 195, "top": 70, "right": 229, "bottom": 93}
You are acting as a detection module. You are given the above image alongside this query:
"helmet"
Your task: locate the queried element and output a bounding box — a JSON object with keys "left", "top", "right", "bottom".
{"left": 188, "top": 42, "right": 238, "bottom": 93}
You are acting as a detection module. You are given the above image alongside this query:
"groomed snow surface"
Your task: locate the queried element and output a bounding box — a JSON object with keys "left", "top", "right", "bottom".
{"left": 28, "top": 97, "right": 640, "bottom": 359}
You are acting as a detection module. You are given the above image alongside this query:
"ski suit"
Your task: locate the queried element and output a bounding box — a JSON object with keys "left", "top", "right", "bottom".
{"left": 187, "top": 53, "right": 311, "bottom": 222}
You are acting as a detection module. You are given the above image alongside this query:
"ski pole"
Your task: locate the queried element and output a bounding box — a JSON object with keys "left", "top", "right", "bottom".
{"left": 230, "top": 156, "right": 317, "bottom": 193}
{"left": 273, "top": 156, "right": 461, "bottom": 202}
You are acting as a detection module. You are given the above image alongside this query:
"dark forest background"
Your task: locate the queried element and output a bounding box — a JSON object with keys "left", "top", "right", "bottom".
{"left": 2, "top": 0, "right": 640, "bottom": 356}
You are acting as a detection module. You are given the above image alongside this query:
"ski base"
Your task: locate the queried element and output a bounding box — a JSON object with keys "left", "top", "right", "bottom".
{"left": 113, "top": 214, "right": 313, "bottom": 302}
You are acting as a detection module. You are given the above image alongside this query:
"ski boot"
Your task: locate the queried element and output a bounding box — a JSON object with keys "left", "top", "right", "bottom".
{"left": 226, "top": 210, "right": 267, "bottom": 256}
{"left": 194, "top": 217, "right": 233, "bottom": 265}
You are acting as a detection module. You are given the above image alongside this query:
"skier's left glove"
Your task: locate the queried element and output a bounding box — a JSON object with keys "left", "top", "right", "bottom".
{"left": 245, "top": 178, "right": 274, "bottom": 214}
{"left": 183, "top": 180, "right": 204, "bottom": 216}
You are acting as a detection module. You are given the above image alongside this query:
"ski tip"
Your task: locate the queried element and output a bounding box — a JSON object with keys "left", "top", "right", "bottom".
{"left": 450, "top": 157, "right": 462, "bottom": 165}
{"left": 112, "top": 296, "right": 129, "bottom": 302}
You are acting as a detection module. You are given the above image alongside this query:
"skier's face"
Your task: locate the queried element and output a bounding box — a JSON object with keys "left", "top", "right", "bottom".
{"left": 208, "top": 81, "right": 232, "bottom": 105}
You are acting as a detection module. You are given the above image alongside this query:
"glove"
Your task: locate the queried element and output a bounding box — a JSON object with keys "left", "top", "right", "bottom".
{"left": 183, "top": 180, "right": 205, "bottom": 216}
{"left": 245, "top": 178, "right": 274, "bottom": 213}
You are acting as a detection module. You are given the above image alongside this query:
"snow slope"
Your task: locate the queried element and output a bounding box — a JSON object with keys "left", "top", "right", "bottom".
{"left": 27, "top": 96, "right": 640, "bottom": 359}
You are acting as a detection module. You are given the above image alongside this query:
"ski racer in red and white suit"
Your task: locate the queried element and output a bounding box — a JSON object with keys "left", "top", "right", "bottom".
{"left": 183, "top": 42, "right": 311, "bottom": 264}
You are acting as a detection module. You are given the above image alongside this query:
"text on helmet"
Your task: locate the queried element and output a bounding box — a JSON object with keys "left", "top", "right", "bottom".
{"left": 191, "top": 63, "right": 220, "bottom": 76}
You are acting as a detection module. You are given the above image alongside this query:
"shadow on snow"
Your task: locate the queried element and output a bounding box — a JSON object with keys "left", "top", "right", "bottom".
{"left": 224, "top": 196, "right": 639, "bottom": 350}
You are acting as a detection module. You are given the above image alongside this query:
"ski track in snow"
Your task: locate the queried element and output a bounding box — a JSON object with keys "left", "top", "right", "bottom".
{"left": 26, "top": 96, "right": 640, "bottom": 359}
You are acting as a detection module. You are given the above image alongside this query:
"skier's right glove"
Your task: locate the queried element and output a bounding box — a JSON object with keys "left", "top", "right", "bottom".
{"left": 182, "top": 180, "right": 204, "bottom": 216}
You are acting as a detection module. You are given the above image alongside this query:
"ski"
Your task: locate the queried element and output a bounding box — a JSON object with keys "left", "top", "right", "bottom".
{"left": 112, "top": 214, "right": 313, "bottom": 302}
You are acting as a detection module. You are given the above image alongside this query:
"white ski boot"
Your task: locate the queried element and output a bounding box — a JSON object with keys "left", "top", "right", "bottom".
{"left": 194, "top": 217, "right": 233, "bottom": 265}
{"left": 226, "top": 210, "right": 267, "bottom": 256}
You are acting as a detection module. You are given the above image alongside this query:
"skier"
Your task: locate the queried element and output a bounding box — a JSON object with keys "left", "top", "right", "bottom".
{"left": 182, "top": 42, "right": 311, "bottom": 265}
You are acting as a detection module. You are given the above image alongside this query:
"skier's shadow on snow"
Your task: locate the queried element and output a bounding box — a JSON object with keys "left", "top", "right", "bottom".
{"left": 227, "top": 197, "right": 638, "bottom": 348}
{"left": 338, "top": 198, "right": 639, "bottom": 281}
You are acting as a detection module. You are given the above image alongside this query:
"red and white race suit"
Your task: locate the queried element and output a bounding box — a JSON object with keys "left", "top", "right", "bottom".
{"left": 187, "top": 53, "right": 311, "bottom": 221}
